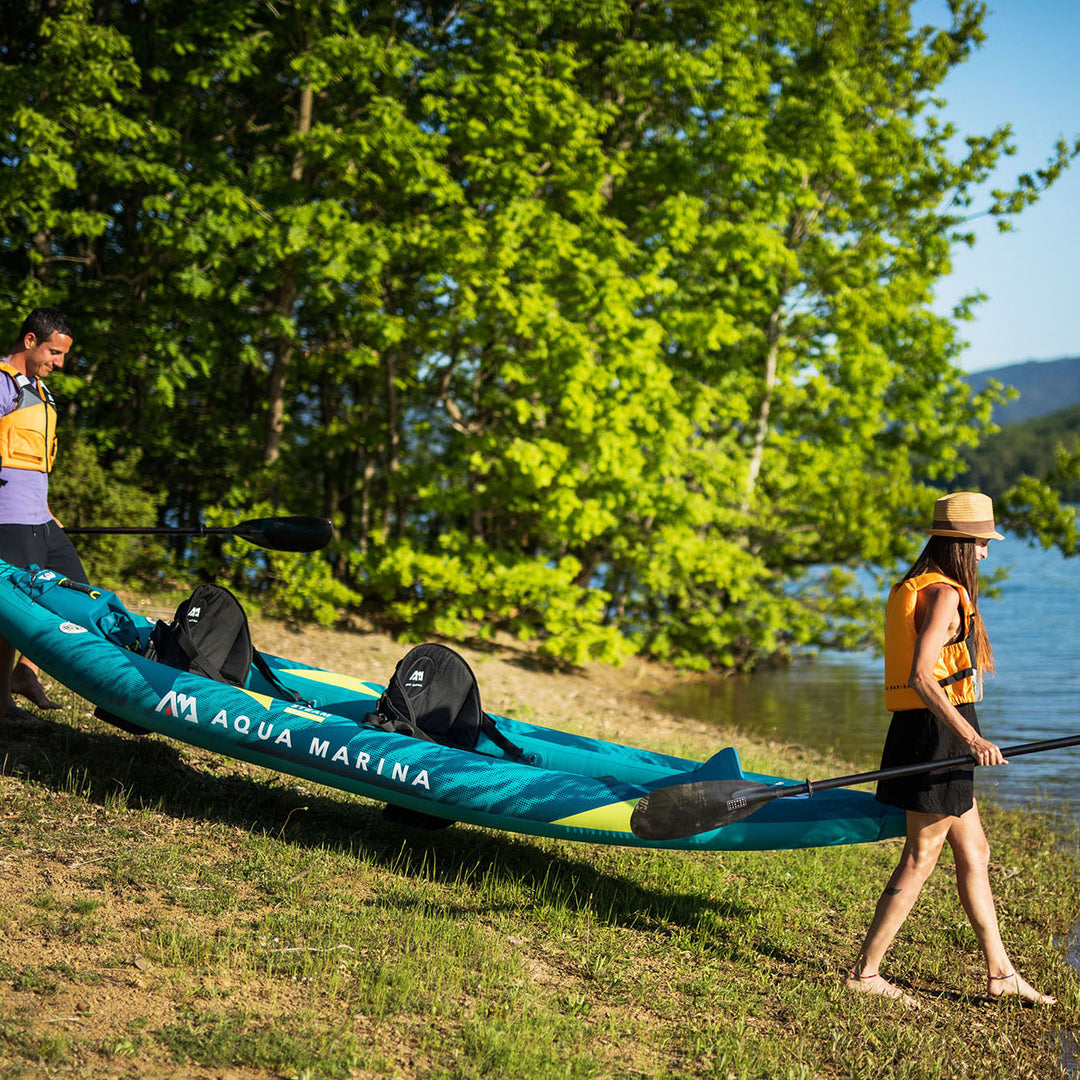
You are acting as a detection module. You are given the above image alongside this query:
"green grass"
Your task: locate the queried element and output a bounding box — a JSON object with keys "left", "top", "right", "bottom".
{"left": 0, "top": 692, "right": 1077, "bottom": 1079}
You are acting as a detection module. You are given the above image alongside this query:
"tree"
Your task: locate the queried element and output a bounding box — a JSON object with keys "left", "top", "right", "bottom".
{"left": 3, "top": 0, "right": 1076, "bottom": 667}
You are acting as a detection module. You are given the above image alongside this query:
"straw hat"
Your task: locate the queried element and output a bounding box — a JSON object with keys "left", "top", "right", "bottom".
{"left": 926, "top": 491, "right": 1004, "bottom": 541}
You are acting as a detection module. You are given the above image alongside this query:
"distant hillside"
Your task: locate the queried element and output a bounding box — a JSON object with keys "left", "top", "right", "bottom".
{"left": 961, "top": 400, "right": 1080, "bottom": 501}
{"left": 959, "top": 356, "right": 1080, "bottom": 497}
{"left": 967, "top": 356, "right": 1080, "bottom": 426}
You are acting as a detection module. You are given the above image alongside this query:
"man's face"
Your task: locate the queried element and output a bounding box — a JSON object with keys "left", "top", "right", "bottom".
{"left": 22, "top": 331, "right": 73, "bottom": 379}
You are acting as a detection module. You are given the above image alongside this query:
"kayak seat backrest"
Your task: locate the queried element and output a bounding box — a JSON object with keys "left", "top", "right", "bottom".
{"left": 366, "top": 643, "right": 531, "bottom": 762}
{"left": 146, "top": 583, "right": 301, "bottom": 702}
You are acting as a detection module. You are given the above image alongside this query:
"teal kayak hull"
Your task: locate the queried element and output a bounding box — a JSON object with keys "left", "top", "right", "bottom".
{"left": 0, "top": 560, "right": 905, "bottom": 851}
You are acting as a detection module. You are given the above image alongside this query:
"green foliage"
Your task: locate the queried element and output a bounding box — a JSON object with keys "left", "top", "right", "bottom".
{"left": 999, "top": 466, "right": 1080, "bottom": 557}
{"left": 47, "top": 434, "right": 165, "bottom": 587}
{"left": 225, "top": 543, "right": 362, "bottom": 628}
{"left": 361, "top": 536, "right": 632, "bottom": 666}
{"left": 3, "top": 0, "right": 1078, "bottom": 667}
{"left": 199, "top": 502, "right": 362, "bottom": 626}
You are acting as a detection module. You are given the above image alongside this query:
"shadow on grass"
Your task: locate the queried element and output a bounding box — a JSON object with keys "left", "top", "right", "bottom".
{"left": 1, "top": 708, "right": 750, "bottom": 933}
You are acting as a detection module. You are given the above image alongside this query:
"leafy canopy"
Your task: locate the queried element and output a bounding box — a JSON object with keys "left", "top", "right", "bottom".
{"left": 3, "top": 0, "right": 1077, "bottom": 667}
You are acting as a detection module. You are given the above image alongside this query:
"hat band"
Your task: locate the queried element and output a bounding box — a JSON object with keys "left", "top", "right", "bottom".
{"left": 932, "top": 516, "right": 996, "bottom": 533}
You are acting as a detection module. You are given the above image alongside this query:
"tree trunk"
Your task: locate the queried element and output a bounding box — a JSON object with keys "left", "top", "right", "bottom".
{"left": 743, "top": 304, "right": 782, "bottom": 512}
{"left": 264, "top": 84, "right": 314, "bottom": 466}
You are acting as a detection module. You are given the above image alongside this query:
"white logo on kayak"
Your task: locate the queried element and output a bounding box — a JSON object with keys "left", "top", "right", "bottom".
{"left": 156, "top": 690, "right": 199, "bottom": 723}
{"left": 308, "top": 736, "right": 431, "bottom": 789}
{"left": 59, "top": 621, "right": 89, "bottom": 634}
{"left": 151, "top": 692, "right": 432, "bottom": 791}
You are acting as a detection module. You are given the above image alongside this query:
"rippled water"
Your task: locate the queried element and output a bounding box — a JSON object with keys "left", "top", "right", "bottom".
{"left": 660, "top": 538, "right": 1080, "bottom": 822}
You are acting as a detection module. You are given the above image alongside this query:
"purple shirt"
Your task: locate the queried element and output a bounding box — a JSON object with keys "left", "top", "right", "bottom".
{"left": 0, "top": 367, "right": 52, "bottom": 525}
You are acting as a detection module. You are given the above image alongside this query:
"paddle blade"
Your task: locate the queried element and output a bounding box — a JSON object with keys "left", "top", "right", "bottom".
{"left": 630, "top": 779, "right": 773, "bottom": 840}
{"left": 232, "top": 516, "right": 334, "bottom": 552}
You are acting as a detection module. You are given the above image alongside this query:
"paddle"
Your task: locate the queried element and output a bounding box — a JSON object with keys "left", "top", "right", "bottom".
{"left": 630, "top": 734, "right": 1080, "bottom": 841}
{"left": 64, "top": 515, "right": 334, "bottom": 553}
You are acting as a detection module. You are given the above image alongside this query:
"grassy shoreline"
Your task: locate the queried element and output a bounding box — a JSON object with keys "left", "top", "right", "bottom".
{"left": 2, "top": 617, "right": 1078, "bottom": 1079}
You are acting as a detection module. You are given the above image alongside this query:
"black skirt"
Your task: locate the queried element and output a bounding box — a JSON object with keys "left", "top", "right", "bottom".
{"left": 874, "top": 702, "right": 980, "bottom": 816}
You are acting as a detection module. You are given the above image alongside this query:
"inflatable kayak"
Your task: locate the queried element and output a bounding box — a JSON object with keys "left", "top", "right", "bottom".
{"left": 0, "top": 560, "right": 905, "bottom": 851}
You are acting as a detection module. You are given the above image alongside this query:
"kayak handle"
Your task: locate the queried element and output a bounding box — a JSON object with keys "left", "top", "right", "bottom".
{"left": 59, "top": 578, "right": 101, "bottom": 600}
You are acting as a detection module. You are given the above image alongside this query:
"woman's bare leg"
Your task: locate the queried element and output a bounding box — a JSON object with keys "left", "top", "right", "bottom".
{"left": 947, "top": 801, "right": 1056, "bottom": 1004}
{"left": 846, "top": 811, "right": 953, "bottom": 1006}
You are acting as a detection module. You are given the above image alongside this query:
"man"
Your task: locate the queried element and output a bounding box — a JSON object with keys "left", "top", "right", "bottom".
{"left": 0, "top": 307, "right": 87, "bottom": 720}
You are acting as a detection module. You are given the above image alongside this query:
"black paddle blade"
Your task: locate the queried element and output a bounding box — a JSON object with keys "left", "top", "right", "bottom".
{"left": 630, "top": 779, "right": 774, "bottom": 840}
{"left": 630, "top": 733, "right": 1080, "bottom": 841}
{"left": 230, "top": 516, "right": 334, "bottom": 552}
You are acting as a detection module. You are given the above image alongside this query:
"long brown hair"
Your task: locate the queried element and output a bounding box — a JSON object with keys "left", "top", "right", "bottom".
{"left": 902, "top": 536, "right": 994, "bottom": 674}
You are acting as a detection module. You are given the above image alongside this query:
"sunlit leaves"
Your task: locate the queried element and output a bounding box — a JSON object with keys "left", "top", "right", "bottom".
{"left": 3, "top": 0, "right": 1077, "bottom": 667}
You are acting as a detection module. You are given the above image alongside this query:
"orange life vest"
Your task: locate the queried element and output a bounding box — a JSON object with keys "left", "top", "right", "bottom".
{"left": 0, "top": 359, "right": 57, "bottom": 474}
{"left": 883, "top": 571, "right": 980, "bottom": 711}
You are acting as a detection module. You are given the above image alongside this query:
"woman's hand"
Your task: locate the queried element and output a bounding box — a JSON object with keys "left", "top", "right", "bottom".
{"left": 967, "top": 735, "right": 1006, "bottom": 767}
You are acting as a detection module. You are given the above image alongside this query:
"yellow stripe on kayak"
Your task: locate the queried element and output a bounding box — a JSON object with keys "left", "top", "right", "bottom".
{"left": 552, "top": 799, "right": 638, "bottom": 834}
{"left": 237, "top": 688, "right": 277, "bottom": 709}
{"left": 277, "top": 669, "right": 383, "bottom": 698}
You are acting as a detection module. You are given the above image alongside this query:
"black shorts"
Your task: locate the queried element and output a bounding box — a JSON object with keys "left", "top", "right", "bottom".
{"left": 875, "top": 702, "right": 980, "bottom": 817}
{"left": 0, "top": 521, "right": 87, "bottom": 584}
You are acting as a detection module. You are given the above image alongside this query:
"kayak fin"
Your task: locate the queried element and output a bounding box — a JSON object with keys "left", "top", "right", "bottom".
{"left": 693, "top": 745, "right": 745, "bottom": 782}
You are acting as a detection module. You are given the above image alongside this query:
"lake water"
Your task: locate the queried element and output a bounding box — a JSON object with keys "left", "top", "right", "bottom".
{"left": 660, "top": 538, "right": 1080, "bottom": 823}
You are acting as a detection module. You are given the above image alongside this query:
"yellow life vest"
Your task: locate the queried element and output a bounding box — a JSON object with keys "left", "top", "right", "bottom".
{"left": 883, "top": 571, "right": 980, "bottom": 711}
{"left": 0, "top": 360, "right": 57, "bottom": 474}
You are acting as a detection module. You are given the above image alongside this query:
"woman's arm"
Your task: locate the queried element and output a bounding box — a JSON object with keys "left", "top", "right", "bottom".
{"left": 910, "top": 583, "right": 1005, "bottom": 767}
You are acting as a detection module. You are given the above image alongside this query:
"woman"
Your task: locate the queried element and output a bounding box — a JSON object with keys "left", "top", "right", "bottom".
{"left": 846, "top": 492, "right": 1055, "bottom": 1007}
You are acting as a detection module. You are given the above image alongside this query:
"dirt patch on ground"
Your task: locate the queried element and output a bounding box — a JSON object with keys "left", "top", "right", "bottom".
{"left": 247, "top": 615, "right": 715, "bottom": 749}
{"left": 0, "top": 620, "right": 714, "bottom": 1078}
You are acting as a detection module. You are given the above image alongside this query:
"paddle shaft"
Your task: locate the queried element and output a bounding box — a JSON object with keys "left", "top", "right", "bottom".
{"left": 67, "top": 525, "right": 267, "bottom": 537}
{"left": 729, "top": 733, "right": 1080, "bottom": 813}
{"left": 64, "top": 515, "right": 334, "bottom": 553}
{"left": 631, "top": 732, "right": 1080, "bottom": 841}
